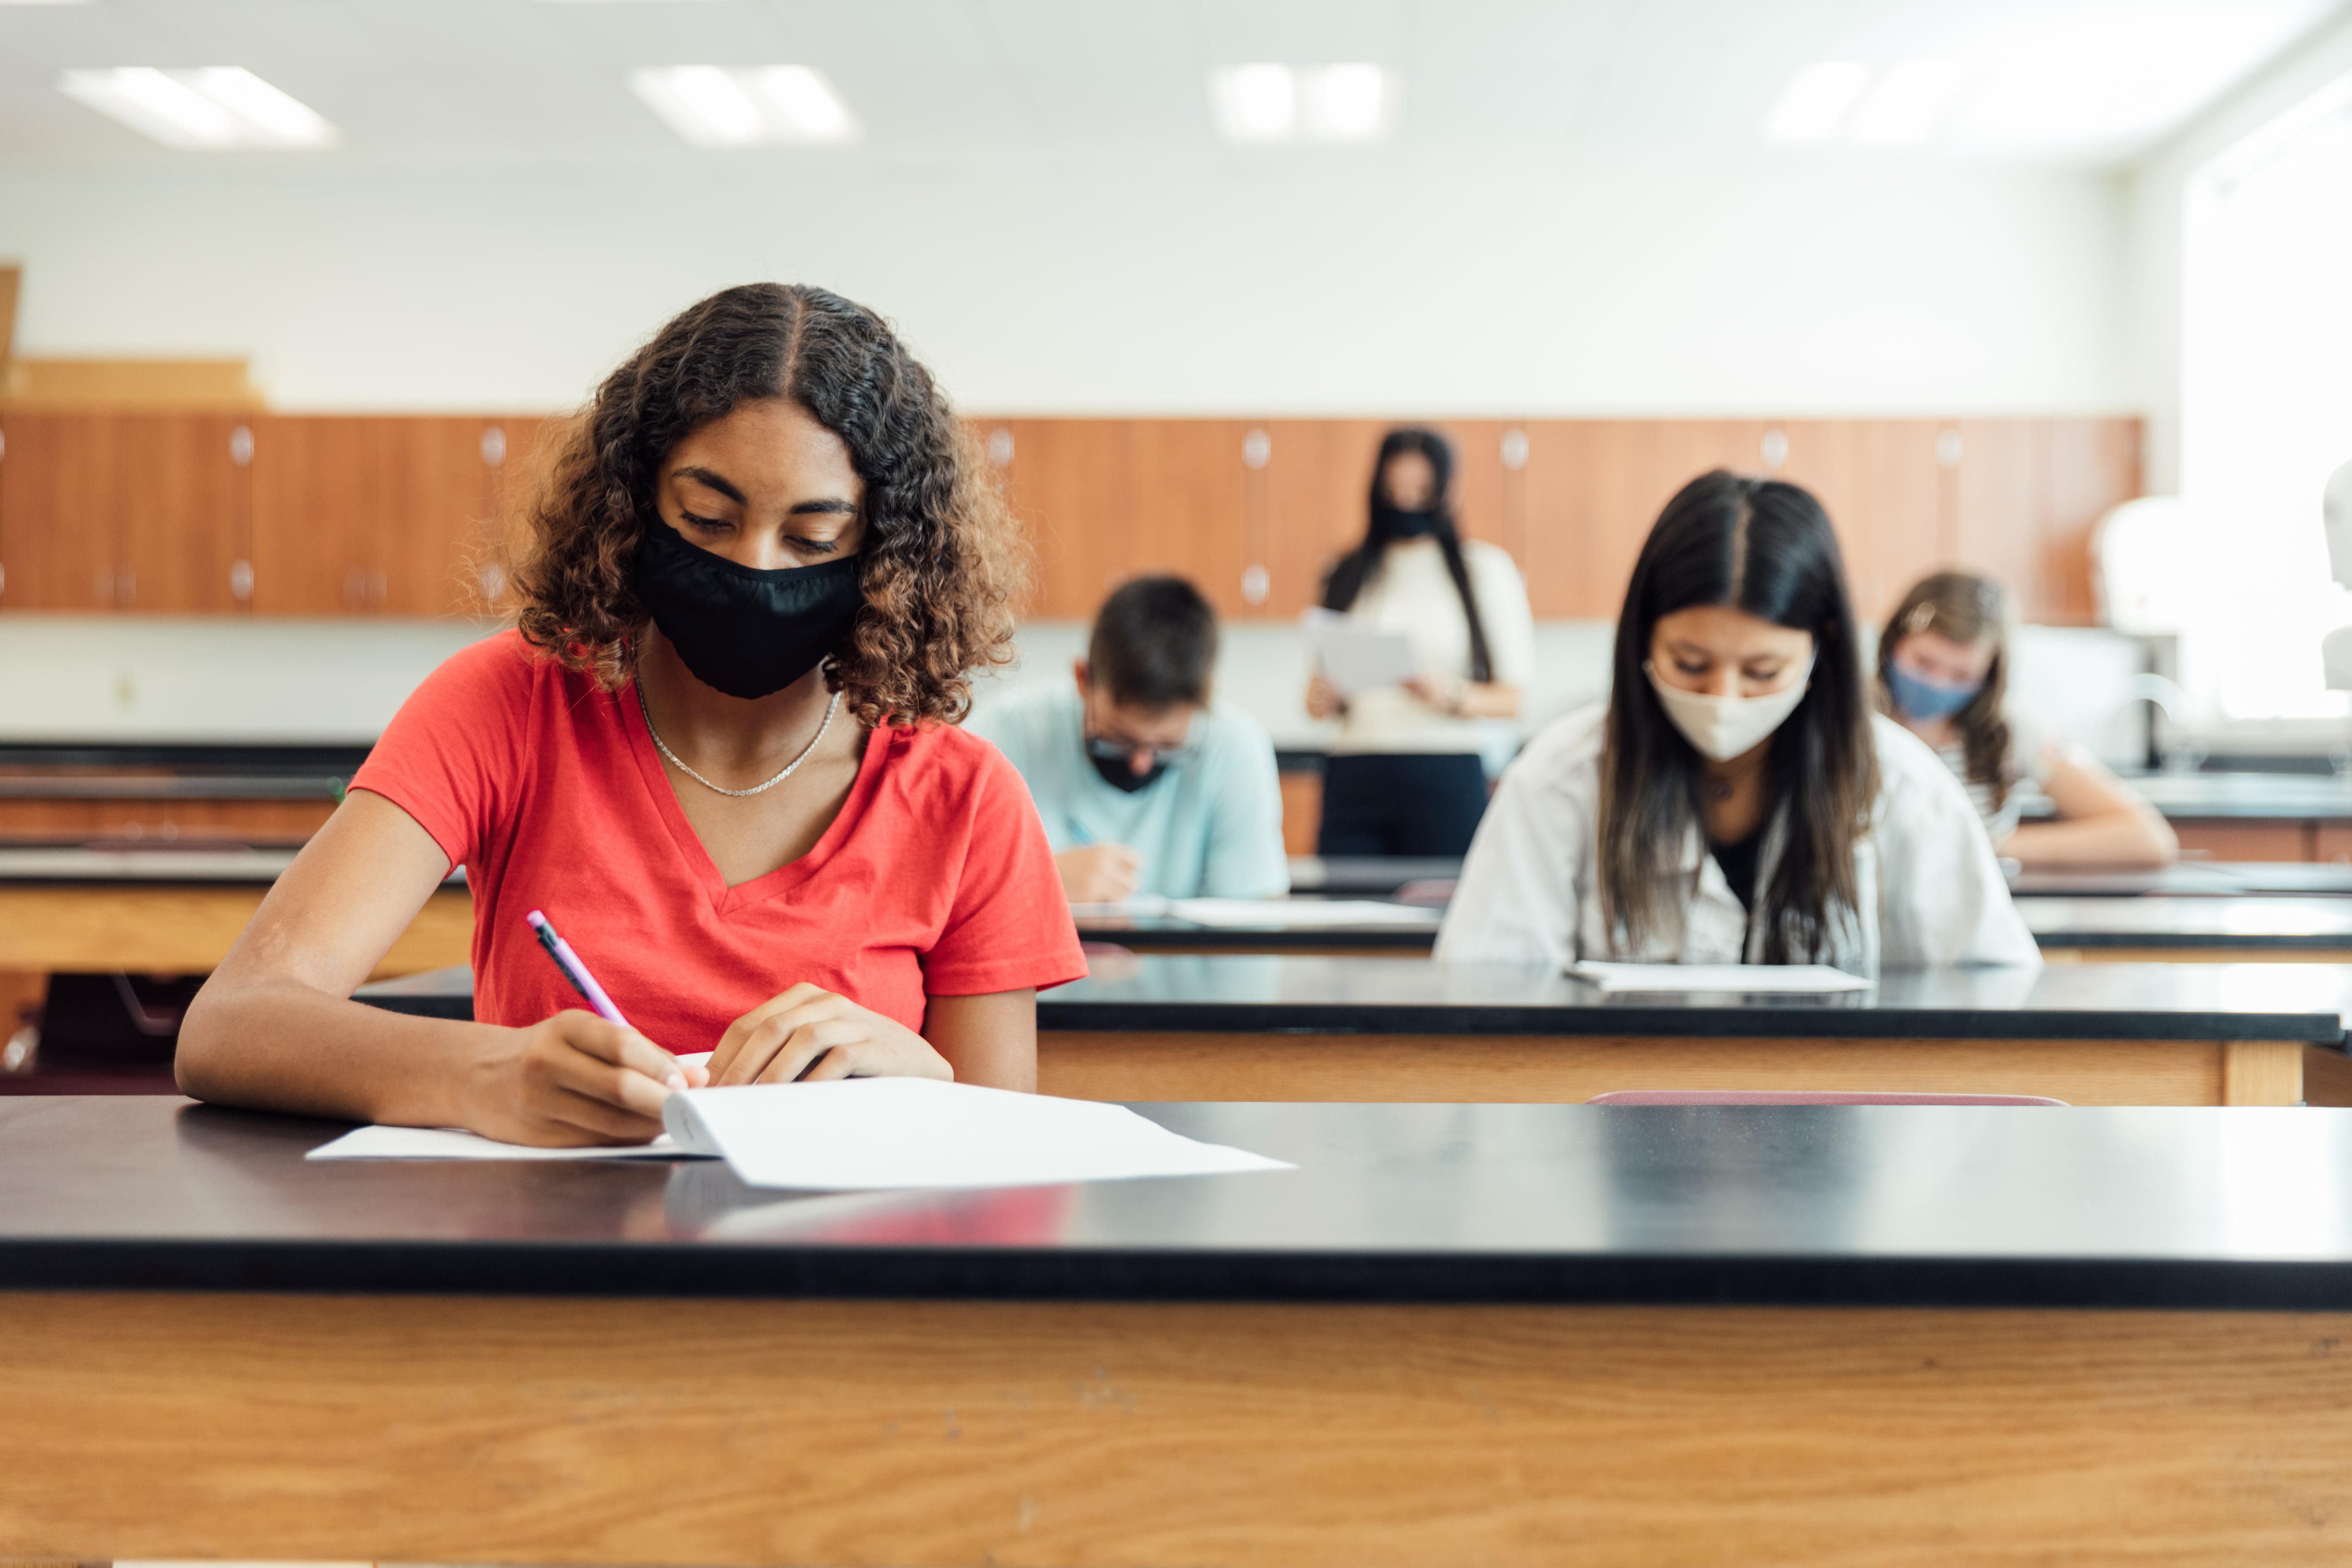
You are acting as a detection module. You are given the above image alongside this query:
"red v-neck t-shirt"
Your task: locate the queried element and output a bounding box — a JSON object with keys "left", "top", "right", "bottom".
{"left": 350, "top": 631, "right": 1087, "bottom": 1055}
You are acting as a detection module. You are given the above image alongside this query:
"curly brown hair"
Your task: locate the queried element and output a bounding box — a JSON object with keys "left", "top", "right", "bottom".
{"left": 510, "top": 282, "right": 1025, "bottom": 726}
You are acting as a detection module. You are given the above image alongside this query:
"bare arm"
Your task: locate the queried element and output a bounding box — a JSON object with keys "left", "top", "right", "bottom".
{"left": 1404, "top": 677, "right": 1522, "bottom": 719}
{"left": 177, "top": 790, "right": 694, "bottom": 1145}
{"left": 1998, "top": 752, "right": 2178, "bottom": 870}
{"left": 925, "top": 990, "right": 1038, "bottom": 1092}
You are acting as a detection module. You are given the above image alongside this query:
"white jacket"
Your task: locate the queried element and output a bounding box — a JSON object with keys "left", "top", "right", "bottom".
{"left": 1434, "top": 702, "right": 2042, "bottom": 976}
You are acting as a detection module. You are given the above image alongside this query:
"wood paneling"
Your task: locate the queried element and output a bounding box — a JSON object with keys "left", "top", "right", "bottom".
{"left": 1035, "top": 1029, "right": 2311, "bottom": 1106}
{"left": 0, "top": 412, "right": 247, "bottom": 612}
{"left": 2172, "top": 821, "right": 2318, "bottom": 862}
{"left": 249, "top": 416, "right": 500, "bottom": 616}
{"left": 0, "top": 411, "right": 2140, "bottom": 624}
{"left": 0, "top": 885, "right": 470, "bottom": 977}
{"left": 0, "top": 797, "right": 334, "bottom": 841}
{"left": 13, "top": 1291, "right": 2352, "bottom": 1567}
{"left": 999, "top": 420, "right": 1251, "bottom": 619}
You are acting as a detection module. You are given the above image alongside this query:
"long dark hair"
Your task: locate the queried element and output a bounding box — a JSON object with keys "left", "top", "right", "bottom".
{"left": 1879, "top": 571, "right": 2014, "bottom": 807}
{"left": 1319, "top": 427, "right": 1493, "bottom": 682}
{"left": 1598, "top": 470, "right": 1878, "bottom": 963}
{"left": 512, "top": 282, "right": 1025, "bottom": 726}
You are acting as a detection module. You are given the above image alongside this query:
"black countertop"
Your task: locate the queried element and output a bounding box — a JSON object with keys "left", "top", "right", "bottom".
{"left": 2025, "top": 897, "right": 2352, "bottom": 949}
{"left": 356, "top": 957, "right": 2352, "bottom": 1043}
{"left": 2008, "top": 862, "right": 2352, "bottom": 897}
{"left": 8, "top": 1095, "right": 2352, "bottom": 1309}
{"left": 1041, "top": 956, "right": 2352, "bottom": 1043}
{"left": 2110, "top": 772, "right": 2352, "bottom": 820}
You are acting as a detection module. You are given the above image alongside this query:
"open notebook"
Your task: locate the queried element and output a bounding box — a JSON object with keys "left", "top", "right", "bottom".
{"left": 307, "top": 1073, "right": 1292, "bottom": 1190}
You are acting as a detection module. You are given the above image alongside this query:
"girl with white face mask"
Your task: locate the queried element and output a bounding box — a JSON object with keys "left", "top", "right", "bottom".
{"left": 1437, "top": 471, "right": 2039, "bottom": 975}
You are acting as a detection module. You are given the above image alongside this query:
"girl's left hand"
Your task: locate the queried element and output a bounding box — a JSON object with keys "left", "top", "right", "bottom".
{"left": 706, "top": 984, "right": 954, "bottom": 1085}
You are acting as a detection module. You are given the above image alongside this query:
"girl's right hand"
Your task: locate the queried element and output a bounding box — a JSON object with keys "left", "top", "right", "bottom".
{"left": 1305, "top": 675, "right": 1346, "bottom": 720}
{"left": 466, "top": 1010, "right": 707, "bottom": 1147}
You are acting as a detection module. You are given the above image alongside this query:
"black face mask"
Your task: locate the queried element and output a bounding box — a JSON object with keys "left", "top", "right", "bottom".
{"left": 1374, "top": 501, "right": 1441, "bottom": 540}
{"left": 633, "top": 521, "right": 863, "bottom": 700}
{"left": 1088, "top": 749, "right": 1166, "bottom": 794}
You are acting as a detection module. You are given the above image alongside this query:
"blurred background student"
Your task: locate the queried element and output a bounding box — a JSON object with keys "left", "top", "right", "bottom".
{"left": 976, "top": 576, "right": 1287, "bottom": 905}
{"left": 1879, "top": 572, "right": 2177, "bottom": 871}
{"left": 1438, "top": 473, "right": 2036, "bottom": 974}
{"left": 1305, "top": 427, "right": 1533, "bottom": 858}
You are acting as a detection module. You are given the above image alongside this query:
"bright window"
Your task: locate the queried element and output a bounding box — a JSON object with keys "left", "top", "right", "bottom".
{"left": 2180, "top": 73, "right": 2352, "bottom": 731}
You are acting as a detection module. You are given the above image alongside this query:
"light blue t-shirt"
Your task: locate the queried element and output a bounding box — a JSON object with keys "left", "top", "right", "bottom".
{"left": 970, "top": 683, "right": 1289, "bottom": 900}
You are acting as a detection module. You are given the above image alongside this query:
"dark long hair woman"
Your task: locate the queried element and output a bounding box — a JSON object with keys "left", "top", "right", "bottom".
{"left": 179, "top": 282, "right": 1086, "bottom": 1146}
{"left": 1436, "top": 470, "right": 2039, "bottom": 974}
{"left": 1304, "top": 426, "right": 1534, "bottom": 858}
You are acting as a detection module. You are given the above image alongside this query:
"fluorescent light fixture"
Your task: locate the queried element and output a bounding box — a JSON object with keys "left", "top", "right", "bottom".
{"left": 628, "top": 65, "right": 858, "bottom": 146}
{"left": 1847, "top": 60, "right": 1978, "bottom": 145}
{"left": 1210, "top": 63, "right": 1395, "bottom": 144}
{"left": 1303, "top": 64, "right": 1391, "bottom": 141}
{"left": 1209, "top": 64, "right": 1296, "bottom": 142}
{"left": 57, "top": 67, "right": 338, "bottom": 148}
{"left": 1763, "top": 61, "right": 1873, "bottom": 143}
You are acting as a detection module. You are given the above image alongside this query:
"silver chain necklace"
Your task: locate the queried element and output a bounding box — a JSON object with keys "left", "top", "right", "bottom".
{"left": 636, "top": 682, "right": 842, "bottom": 798}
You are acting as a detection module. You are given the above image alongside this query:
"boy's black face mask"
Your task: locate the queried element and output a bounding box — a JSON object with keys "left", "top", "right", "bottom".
{"left": 633, "top": 521, "right": 863, "bottom": 700}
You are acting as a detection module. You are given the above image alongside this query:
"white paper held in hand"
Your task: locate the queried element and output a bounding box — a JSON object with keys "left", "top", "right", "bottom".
{"left": 1302, "top": 607, "right": 1417, "bottom": 698}
{"left": 663, "top": 1078, "right": 1293, "bottom": 1190}
{"left": 1566, "top": 961, "right": 1874, "bottom": 994}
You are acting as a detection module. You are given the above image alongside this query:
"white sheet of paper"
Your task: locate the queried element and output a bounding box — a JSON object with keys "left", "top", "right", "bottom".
{"left": 307, "top": 1050, "right": 724, "bottom": 1162}
{"left": 1303, "top": 608, "right": 1418, "bottom": 697}
{"left": 306, "top": 1125, "right": 697, "bottom": 1161}
{"left": 1566, "top": 962, "right": 1873, "bottom": 994}
{"left": 1168, "top": 898, "right": 1439, "bottom": 929}
{"left": 663, "top": 1077, "right": 1294, "bottom": 1190}
{"left": 1067, "top": 895, "right": 1173, "bottom": 918}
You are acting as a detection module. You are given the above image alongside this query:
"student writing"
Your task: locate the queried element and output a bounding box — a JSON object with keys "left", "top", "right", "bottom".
{"left": 1305, "top": 427, "right": 1533, "bottom": 857}
{"left": 1436, "top": 471, "right": 2039, "bottom": 974}
{"left": 972, "top": 576, "right": 1287, "bottom": 903}
{"left": 1878, "top": 571, "right": 2177, "bottom": 870}
{"left": 178, "top": 283, "right": 1085, "bottom": 1146}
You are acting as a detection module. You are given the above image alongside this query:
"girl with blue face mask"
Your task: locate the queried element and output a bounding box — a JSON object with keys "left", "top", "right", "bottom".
{"left": 1878, "top": 572, "right": 2176, "bottom": 870}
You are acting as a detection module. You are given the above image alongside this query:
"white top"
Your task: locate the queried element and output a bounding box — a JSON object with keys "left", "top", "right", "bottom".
{"left": 1434, "top": 702, "right": 2042, "bottom": 977}
{"left": 968, "top": 684, "right": 1290, "bottom": 900}
{"left": 1929, "top": 712, "right": 2062, "bottom": 845}
{"left": 1327, "top": 537, "right": 1534, "bottom": 757}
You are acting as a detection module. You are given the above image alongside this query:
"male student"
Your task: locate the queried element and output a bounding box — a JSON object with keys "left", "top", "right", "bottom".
{"left": 975, "top": 575, "right": 1289, "bottom": 904}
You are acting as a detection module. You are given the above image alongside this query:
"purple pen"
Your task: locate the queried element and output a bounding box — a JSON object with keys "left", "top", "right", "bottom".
{"left": 526, "top": 909, "right": 632, "bottom": 1029}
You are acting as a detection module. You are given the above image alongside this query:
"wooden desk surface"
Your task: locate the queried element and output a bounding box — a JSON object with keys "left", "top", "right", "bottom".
{"left": 8, "top": 1099, "right": 2352, "bottom": 1565}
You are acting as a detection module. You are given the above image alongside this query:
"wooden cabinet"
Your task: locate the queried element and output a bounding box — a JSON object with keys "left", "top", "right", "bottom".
{"left": 0, "top": 410, "right": 2140, "bottom": 629}
{"left": 249, "top": 417, "right": 502, "bottom": 617}
{"left": 993, "top": 420, "right": 1251, "bottom": 620}
{"left": 0, "top": 412, "right": 249, "bottom": 612}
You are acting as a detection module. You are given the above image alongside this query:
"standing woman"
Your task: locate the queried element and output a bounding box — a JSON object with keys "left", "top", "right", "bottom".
{"left": 1438, "top": 471, "right": 2035, "bottom": 973}
{"left": 1305, "top": 427, "right": 1534, "bottom": 856}
{"left": 1879, "top": 571, "right": 2176, "bottom": 869}
{"left": 178, "top": 283, "right": 1085, "bottom": 1146}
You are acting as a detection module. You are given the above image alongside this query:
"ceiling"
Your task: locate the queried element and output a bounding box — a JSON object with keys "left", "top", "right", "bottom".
{"left": 0, "top": 0, "right": 2339, "bottom": 169}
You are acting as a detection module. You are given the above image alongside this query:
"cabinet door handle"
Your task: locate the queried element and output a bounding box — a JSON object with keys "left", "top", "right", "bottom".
{"left": 229, "top": 559, "right": 254, "bottom": 600}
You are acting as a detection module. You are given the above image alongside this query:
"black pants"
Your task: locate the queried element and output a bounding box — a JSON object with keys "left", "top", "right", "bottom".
{"left": 1316, "top": 752, "right": 1491, "bottom": 858}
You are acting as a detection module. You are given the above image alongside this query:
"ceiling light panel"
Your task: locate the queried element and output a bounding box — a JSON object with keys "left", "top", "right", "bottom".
{"left": 1208, "top": 63, "right": 1395, "bottom": 144}
{"left": 628, "top": 65, "right": 858, "bottom": 146}
{"left": 1847, "top": 60, "right": 1979, "bottom": 145}
{"left": 1762, "top": 61, "right": 1873, "bottom": 143}
{"left": 56, "top": 67, "right": 337, "bottom": 148}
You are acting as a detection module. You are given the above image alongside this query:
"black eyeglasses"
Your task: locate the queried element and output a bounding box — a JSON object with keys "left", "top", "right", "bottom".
{"left": 1084, "top": 733, "right": 1195, "bottom": 769}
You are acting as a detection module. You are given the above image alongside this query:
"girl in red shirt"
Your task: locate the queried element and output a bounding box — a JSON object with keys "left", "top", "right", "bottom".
{"left": 179, "top": 284, "right": 1085, "bottom": 1146}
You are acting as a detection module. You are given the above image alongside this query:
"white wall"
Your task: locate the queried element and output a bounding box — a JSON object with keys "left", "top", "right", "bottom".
{"left": 2129, "top": 6, "right": 2352, "bottom": 492}
{"left": 0, "top": 153, "right": 2131, "bottom": 417}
